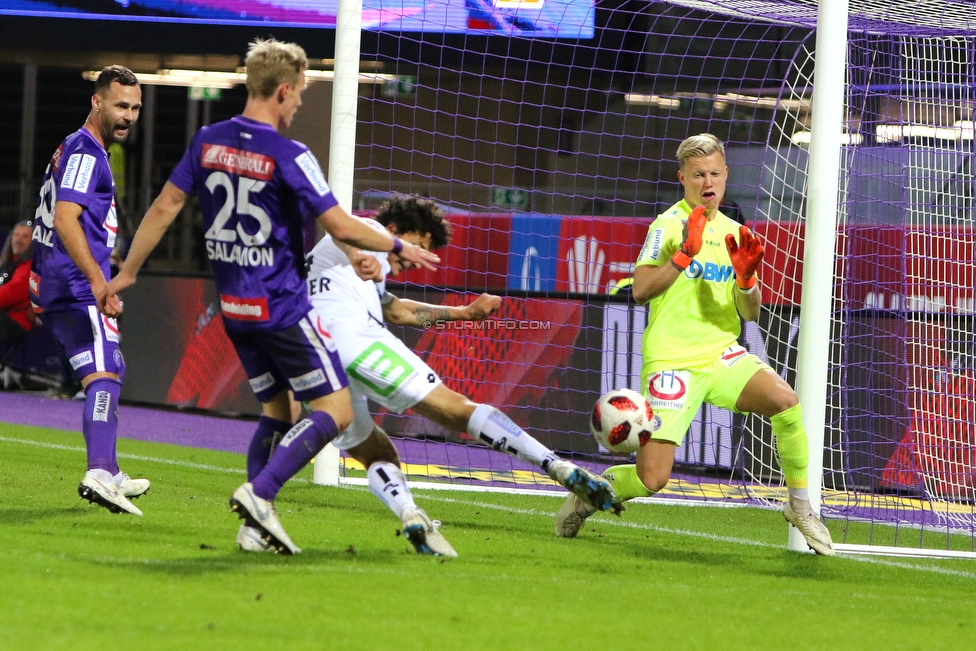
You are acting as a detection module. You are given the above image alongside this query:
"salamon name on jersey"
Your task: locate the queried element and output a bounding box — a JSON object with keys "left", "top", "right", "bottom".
{"left": 201, "top": 144, "right": 275, "bottom": 181}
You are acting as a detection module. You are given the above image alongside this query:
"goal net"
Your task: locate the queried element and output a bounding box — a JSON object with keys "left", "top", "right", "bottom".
{"left": 327, "top": 0, "right": 976, "bottom": 555}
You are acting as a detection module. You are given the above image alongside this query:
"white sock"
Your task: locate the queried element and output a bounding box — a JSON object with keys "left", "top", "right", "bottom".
{"left": 466, "top": 404, "right": 558, "bottom": 469}
{"left": 367, "top": 461, "right": 416, "bottom": 520}
{"left": 86, "top": 469, "right": 113, "bottom": 484}
{"left": 788, "top": 487, "right": 810, "bottom": 510}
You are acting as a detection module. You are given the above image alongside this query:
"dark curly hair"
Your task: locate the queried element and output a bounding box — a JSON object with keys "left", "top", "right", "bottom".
{"left": 374, "top": 196, "right": 452, "bottom": 250}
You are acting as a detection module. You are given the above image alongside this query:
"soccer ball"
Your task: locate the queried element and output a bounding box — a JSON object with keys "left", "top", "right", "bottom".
{"left": 589, "top": 388, "right": 656, "bottom": 455}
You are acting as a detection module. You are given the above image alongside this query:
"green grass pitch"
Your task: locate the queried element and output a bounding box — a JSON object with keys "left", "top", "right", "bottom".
{"left": 1, "top": 421, "right": 975, "bottom": 650}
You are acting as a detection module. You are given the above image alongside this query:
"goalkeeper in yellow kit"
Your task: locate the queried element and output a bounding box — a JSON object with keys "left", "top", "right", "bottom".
{"left": 556, "top": 133, "right": 835, "bottom": 555}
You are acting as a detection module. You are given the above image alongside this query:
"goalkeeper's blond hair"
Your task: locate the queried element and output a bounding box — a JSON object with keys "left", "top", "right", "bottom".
{"left": 245, "top": 38, "right": 308, "bottom": 100}
{"left": 676, "top": 134, "right": 726, "bottom": 168}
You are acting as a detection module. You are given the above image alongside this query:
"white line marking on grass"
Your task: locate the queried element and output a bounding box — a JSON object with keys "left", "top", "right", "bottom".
{"left": 5, "top": 435, "right": 974, "bottom": 579}
{"left": 415, "top": 494, "right": 976, "bottom": 580}
{"left": 0, "top": 435, "right": 245, "bottom": 476}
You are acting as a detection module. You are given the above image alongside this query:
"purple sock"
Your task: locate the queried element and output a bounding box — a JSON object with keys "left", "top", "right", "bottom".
{"left": 251, "top": 411, "right": 338, "bottom": 501}
{"left": 83, "top": 378, "right": 122, "bottom": 474}
{"left": 247, "top": 415, "right": 292, "bottom": 481}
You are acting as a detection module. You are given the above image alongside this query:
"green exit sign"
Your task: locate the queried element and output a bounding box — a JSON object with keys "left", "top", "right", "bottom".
{"left": 381, "top": 76, "right": 418, "bottom": 98}
{"left": 188, "top": 87, "right": 222, "bottom": 101}
{"left": 491, "top": 187, "right": 528, "bottom": 210}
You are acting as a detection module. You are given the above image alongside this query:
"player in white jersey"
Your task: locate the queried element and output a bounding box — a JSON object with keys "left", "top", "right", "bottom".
{"left": 305, "top": 196, "right": 618, "bottom": 541}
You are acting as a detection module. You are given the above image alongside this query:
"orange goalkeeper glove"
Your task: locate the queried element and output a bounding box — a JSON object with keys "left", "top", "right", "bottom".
{"left": 671, "top": 204, "right": 707, "bottom": 270}
{"left": 725, "top": 225, "right": 764, "bottom": 290}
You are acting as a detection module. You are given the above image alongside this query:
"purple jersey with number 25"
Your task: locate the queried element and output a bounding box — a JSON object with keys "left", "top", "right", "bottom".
{"left": 168, "top": 115, "right": 339, "bottom": 332}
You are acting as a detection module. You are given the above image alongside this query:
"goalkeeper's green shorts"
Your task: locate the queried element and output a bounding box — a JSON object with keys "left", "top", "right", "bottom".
{"left": 641, "top": 345, "right": 772, "bottom": 446}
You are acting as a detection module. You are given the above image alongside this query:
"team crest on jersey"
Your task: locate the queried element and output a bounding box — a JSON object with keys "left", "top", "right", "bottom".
{"left": 647, "top": 370, "right": 690, "bottom": 411}
{"left": 201, "top": 144, "right": 274, "bottom": 181}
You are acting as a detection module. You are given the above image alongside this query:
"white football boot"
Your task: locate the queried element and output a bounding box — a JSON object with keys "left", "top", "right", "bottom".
{"left": 783, "top": 501, "right": 836, "bottom": 556}
{"left": 78, "top": 471, "right": 143, "bottom": 516}
{"left": 229, "top": 482, "right": 301, "bottom": 555}
{"left": 115, "top": 473, "right": 151, "bottom": 499}
{"left": 401, "top": 507, "right": 458, "bottom": 558}
{"left": 236, "top": 524, "right": 274, "bottom": 552}
{"left": 546, "top": 459, "right": 616, "bottom": 512}
{"left": 554, "top": 493, "right": 597, "bottom": 538}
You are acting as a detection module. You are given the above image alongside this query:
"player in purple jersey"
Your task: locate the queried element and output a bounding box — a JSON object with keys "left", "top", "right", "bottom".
{"left": 99, "top": 39, "right": 439, "bottom": 554}
{"left": 29, "top": 66, "right": 150, "bottom": 516}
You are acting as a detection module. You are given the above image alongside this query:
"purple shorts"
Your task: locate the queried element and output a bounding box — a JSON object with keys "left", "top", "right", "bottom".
{"left": 42, "top": 305, "right": 125, "bottom": 381}
{"left": 225, "top": 309, "right": 348, "bottom": 403}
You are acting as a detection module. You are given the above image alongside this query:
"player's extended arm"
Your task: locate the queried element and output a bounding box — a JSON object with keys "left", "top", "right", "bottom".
{"left": 318, "top": 205, "right": 439, "bottom": 271}
{"left": 633, "top": 205, "right": 708, "bottom": 305}
{"left": 98, "top": 181, "right": 187, "bottom": 316}
{"left": 53, "top": 200, "right": 110, "bottom": 299}
{"left": 383, "top": 292, "right": 502, "bottom": 327}
{"left": 333, "top": 240, "right": 383, "bottom": 282}
{"left": 725, "top": 225, "right": 764, "bottom": 322}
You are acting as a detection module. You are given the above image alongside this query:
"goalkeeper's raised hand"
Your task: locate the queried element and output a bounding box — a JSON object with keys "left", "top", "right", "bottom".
{"left": 725, "top": 225, "right": 764, "bottom": 290}
{"left": 671, "top": 204, "right": 707, "bottom": 270}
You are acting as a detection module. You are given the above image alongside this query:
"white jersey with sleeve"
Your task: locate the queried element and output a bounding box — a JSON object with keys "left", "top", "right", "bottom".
{"left": 306, "top": 217, "right": 392, "bottom": 325}
{"left": 305, "top": 217, "right": 442, "bottom": 448}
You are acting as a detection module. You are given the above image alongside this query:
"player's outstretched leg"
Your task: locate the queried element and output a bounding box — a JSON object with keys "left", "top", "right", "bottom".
{"left": 783, "top": 501, "right": 835, "bottom": 556}
{"left": 545, "top": 459, "right": 616, "bottom": 512}
{"left": 366, "top": 460, "right": 457, "bottom": 557}
{"left": 463, "top": 404, "right": 616, "bottom": 511}
{"left": 230, "top": 482, "right": 301, "bottom": 555}
{"left": 78, "top": 470, "right": 143, "bottom": 516}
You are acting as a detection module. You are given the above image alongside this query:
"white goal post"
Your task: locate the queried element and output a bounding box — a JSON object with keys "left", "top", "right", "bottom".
{"left": 313, "top": 0, "right": 976, "bottom": 559}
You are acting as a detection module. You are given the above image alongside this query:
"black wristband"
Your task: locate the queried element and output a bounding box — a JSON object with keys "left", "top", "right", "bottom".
{"left": 391, "top": 236, "right": 403, "bottom": 255}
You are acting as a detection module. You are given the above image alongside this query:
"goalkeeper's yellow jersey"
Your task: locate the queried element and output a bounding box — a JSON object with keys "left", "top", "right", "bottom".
{"left": 635, "top": 199, "right": 743, "bottom": 375}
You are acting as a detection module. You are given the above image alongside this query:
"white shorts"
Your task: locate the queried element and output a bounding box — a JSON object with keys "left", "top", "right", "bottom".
{"left": 325, "top": 318, "right": 442, "bottom": 450}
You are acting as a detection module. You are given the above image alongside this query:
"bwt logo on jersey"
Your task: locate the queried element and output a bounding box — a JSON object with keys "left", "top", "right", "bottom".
{"left": 202, "top": 144, "right": 274, "bottom": 181}
{"left": 647, "top": 370, "right": 690, "bottom": 410}
{"left": 218, "top": 294, "right": 269, "bottom": 321}
{"left": 685, "top": 261, "right": 734, "bottom": 283}
{"left": 28, "top": 271, "right": 40, "bottom": 295}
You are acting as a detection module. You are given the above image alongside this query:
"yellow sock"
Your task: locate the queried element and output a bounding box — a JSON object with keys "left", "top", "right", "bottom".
{"left": 771, "top": 403, "right": 809, "bottom": 489}
{"left": 602, "top": 464, "right": 654, "bottom": 501}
